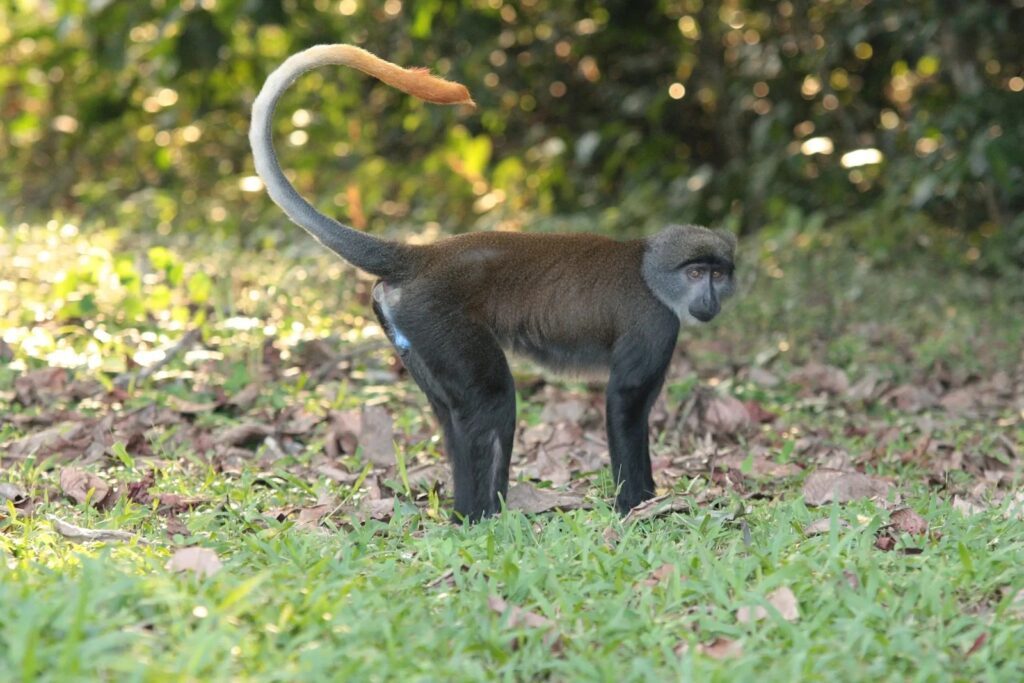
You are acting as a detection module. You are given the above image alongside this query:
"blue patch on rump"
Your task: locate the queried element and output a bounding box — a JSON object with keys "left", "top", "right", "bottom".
{"left": 391, "top": 325, "right": 412, "bottom": 352}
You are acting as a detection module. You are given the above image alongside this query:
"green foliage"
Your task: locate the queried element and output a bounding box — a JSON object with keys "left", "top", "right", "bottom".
{"left": 1, "top": 0, "right": 1021, "bottom": 263}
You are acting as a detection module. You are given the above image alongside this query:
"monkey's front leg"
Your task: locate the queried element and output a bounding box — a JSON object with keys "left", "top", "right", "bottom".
{"left": 606, "top": 337, "right": 674, "bottom": 513}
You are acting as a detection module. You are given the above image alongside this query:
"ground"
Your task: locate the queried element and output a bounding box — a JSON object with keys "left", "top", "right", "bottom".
{"left": 1, "top": 216, "right": 1022, "bottom": 681}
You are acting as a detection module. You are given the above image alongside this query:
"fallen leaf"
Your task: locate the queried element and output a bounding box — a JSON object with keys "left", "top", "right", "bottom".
{"left": 697, "top": 637, "right": 743, "bottom": 660}
{"left": 296, "top": 504, "right": 331, "bottom": 529}
{"left": 14, "top": 367, "right": 68, "bottom": 406}
{"left": 506, "top": 482, "right": 586, "bottom": 514}
{"left": 940, "top": 386, "right": 980, "bottom": 415}
{"left": 214, "top": 422, "right": 274, "bottom": 448}
{"left": 326, "top": 408, "right": 362, "bottom": 458}
{"left": 0, "top": 483, "right": 28, "bottom": 506}
{"left": 883, "top": 384, "right": 938, "bottom": 413}
{"left": 889, "top": 507, "right": 928, "bottom": 535}
{"left": 539, "top": 396, "right": 590, "bottom": 424}
{"left": 487, "top": 595, "right": 554, "bottom": 629}
{"left": 405, "top": 462, "right": 450, "bottom": 491}
{"left": 846, "top": 371, "right": 887, "bottom": 403}
{"left": 802, "top": 469, "right": 890, "bottom": 506}
{"left": 737, "top": 586, "right": 799, "bottom": 623}
{"left": 4, "top": 421, "right": 90, "bottom": 459}
{"left": 767, "top": 586, "right": 800, "bottom": 621}
{"left": 623, "top": 494, "right": 692, "bottom": 523}
{"left": 154, "top": 493, "right": 209, "bottom": 514}
{"left": 743, "top": 400, "right": 777, "bottom": 424}
{"left": 720, "top": 453, "right": 801, "bottom": 479}
{"left": 641, "top": 563, "right": 685, "bottom": 588}
{"left": 165, "top": 515, "right": 190, "bottom": 540}
{"left": 166, "top": 547, "right": 223, "bottom": 579}
{"left": 747, "top": 367, "right": 780, "bottom": 388}
{"left": 226, "top": 383, "right": 262, "bottom": 412}
{"left": 952, "top": 494, "right": 985, "bottom": 516}
{"left": 803, "top": 517, "right": 851, "bottom": 536}
{"left": 166, "top": 395, "right": 222, "bottom": 414}
{"left": 965, "top": 632, "right": 988, "bottom": 657}
{"left": 873, "top": 534, "right": 896, "bottom": 551}
{"left": 49, "top": 515, "right": 150, "bottom": 544}
{"left": 790, "top": 363, "right": 849, "bottom": 395}
{"left": 359, "top": 405, "right": 395, "bottom": 467}
{"left": 60, "top": 468, "right": 112, "bottom": 508}
{"left": 702, "top": 392, "right": 752, "bottom": 435}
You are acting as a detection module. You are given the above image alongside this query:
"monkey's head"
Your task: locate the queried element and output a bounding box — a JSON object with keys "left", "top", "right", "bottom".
{"left": 642, "top": 224, "right": 737, "bottom": 325}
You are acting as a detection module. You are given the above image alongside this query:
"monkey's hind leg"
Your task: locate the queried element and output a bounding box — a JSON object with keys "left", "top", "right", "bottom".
{"left": 375, "top": 298, "right": 515, "bottom": 522}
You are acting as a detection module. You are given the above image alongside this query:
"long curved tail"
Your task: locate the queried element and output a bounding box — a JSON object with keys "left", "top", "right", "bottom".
{"left": 249, "top": 44, "right": 474, "bottom": 278}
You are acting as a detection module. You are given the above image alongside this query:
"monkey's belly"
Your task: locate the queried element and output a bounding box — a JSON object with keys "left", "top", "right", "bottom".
{"left": 506, "top": 334, "right": 612, "bottom": 373}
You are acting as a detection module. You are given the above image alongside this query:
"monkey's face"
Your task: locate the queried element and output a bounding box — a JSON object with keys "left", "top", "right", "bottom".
{"left": 679, "top": 261, "right": 735, "bottom": 324}
{"left": 642, "top": 224, "right": 737, "bottom": 324}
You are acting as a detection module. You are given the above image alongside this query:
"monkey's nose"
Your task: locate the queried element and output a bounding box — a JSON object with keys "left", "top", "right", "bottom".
{"left": 689, "top": 301, "right": 718, "bottom": 322}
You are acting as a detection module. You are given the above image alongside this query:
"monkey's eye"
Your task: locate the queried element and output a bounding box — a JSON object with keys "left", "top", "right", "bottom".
{"left": 711, "top": 269, "right": 725, "bottom": 281}
{"left": 687, "top": 268, "right": 705, "bottom": 281}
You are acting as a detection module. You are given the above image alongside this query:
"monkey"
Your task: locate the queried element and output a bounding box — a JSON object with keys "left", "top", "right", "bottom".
{"left": 250, "top": 44, "right": 737, "bottom": 522}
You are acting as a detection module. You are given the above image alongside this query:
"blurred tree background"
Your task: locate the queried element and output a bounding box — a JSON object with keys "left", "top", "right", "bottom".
{"left": 2, "top": 0, "right": 1022, "bottom": 266}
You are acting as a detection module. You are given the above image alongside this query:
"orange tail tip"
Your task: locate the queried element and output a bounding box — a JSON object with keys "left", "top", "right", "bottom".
{"left": 338, "top": 45, "right": 476, "bottom": 107}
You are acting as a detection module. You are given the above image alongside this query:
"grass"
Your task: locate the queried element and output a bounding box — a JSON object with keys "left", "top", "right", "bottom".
{"left": 1, "top": 214, "right": 1023, "bottom": 681}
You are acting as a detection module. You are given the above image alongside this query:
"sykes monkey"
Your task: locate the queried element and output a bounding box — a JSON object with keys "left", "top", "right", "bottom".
{"left": 250, "top": 44, "right": 736, "bottom": 522}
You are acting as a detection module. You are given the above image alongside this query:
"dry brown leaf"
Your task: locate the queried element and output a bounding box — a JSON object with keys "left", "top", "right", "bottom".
{"left": 166, "top": 395, "right": 222, "bottom": 414}
{"left": 165, "top": 515, "right": 190, "bottom": 540}
{"left": 803, "top": 517, "right": 851, "bottom": 536}
{"left": 952, "top": 494, "right": 986, "bottom": 516}
{"left": 226, "top": 383, "right": 262, "bottom": 412}
{"left": 623, "top": 494, "right": 692, "bottom": 523}
{"left": 702, "top": 392, "right": 752, "bottom": 435}
{"left": 154, "top": 493, "right": 209, "bottom": 514}
{"left": 60, "top": 468, "right": 112, "bottom": 507}
{"left": 802, "top": 469, "right": 890, "bottom": 506}
{"left": 719, "top": 453, "right": 801, "bottom": 479}
{"left": 296, "top": 504, "right": 331, "bottom": 529}
{"left": 873, "top": 534, "right": 896, "bottom": 551}
{"left": 166, "top": 547, "right": 223, "bottom": 579}
{"left": 747, "top": 366, "right": 780, "bottom": 388}
{"left": 326, "top": 408, "right": 362, "bottom": 458}
{"left": 846, "top": 371, "right": 887, "bottom": 403}
{"left": 889, "top": 507, "right": 928, "bottom": 535}
{"left": 965, "top": 632, "right": 988, "bottom": 658}
{"left": 405, "top": 462, "right": 450, "bottom": 491}
{"left": 790, "top": 363, "right": 849, "bottom": 395}
{"left": 768, "top": 586, "right": 800, "bottom": 621}
{"left": 0, "top": 482, "right": 28, "bottom": 506}
{"left": 519, "top": 422, "right": 582, "bottom": 485}
{"left": 14, "top": 367, "right": 69, "bottom": 406}
{"left": 696, "top": 636, "right": 743, "bottom": 660}
{"left": 539, "top": 396, "right": 590, "bottom": 424}
{"left": 736, "top": 587, "right": 799, "bottom": 623}
{"left": 940, "top": 386, "right": 980, "bottom": 415}
{"left": 883, "top": 384, "right": 938, "bottom": 413}
{"left": 506, "top": 482, "right": 586, "bottom": 514}
{"left": 487, "top": 595, "right": 554, "bottom": 629}
{"left": 640, "top": 563, "right": 685, "bottom": 588}
{"left": 743, "top": 400, "right": 777, "bottom": 424}
{"left": 214, "top": 422, "right": 274, "bottom": 448}
{"left": 4, "top": 421, "right": 90, "bottom": 459}
{"left": 359, "top": 405, "right": 395, "bottom": 467}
